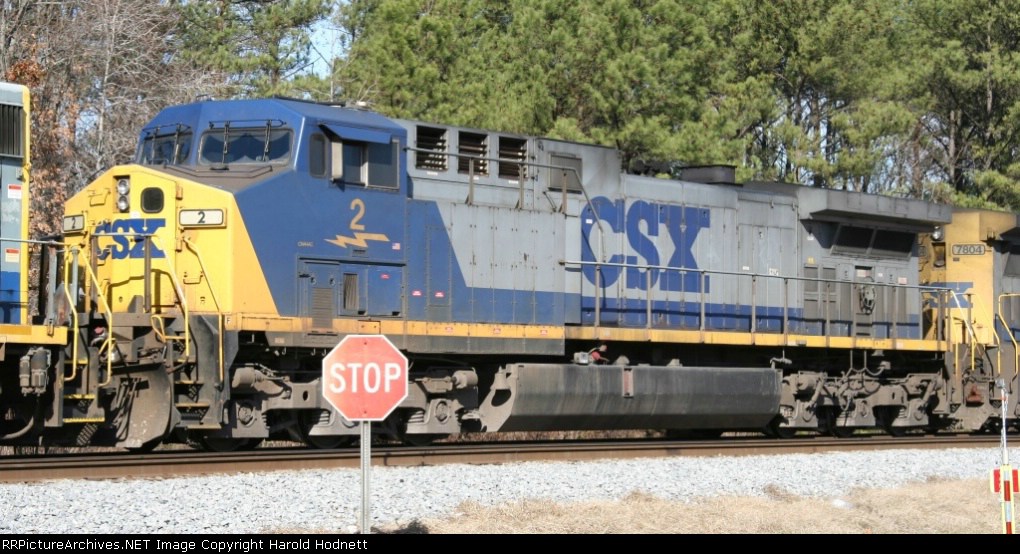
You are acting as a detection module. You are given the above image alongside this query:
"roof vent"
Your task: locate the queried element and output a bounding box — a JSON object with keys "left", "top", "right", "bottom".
{"left": 679, "top": 165, "right": 737, "bottom": 185}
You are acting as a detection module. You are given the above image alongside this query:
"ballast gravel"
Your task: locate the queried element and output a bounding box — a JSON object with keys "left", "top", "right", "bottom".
{"left": 0, "top": 446, "right": 1013, "bottom": 534}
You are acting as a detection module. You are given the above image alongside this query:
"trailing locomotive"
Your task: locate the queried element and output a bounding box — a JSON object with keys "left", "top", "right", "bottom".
{"left": 0, "top": 82, "right": 68, "bottom": 445}
{"left": 4, "top": 93, "right": 1020, "bottom": 450}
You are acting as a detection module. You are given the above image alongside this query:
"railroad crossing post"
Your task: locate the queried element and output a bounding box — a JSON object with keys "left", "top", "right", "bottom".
{"left": 991, "top": 379, "right": 1018, "bottom": 534}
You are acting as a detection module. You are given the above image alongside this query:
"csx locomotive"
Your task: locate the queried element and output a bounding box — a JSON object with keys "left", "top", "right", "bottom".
{"left": 3, "top": 88, "right": 1019, "bottom": 450}
{"left": 0, "top": 82, "right": 69, "bottom": 447}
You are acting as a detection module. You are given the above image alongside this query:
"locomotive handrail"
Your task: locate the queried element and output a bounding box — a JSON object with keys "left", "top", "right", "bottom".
{"left": 182, "top": 236, "right": 225, "bottom": 383}
{"left": 0, "top": 236, "right": 66, "bottom": 330}
{"left": 65, "top": 245, "right": 115, "bottom": 386}
{"left": 44, "top": 243, "right": 58, "bottom": 330}
{"left": 149, "top": 235, "right": 191, "bottom": 363}
{"left": 87, "top": 231, "right": 193, "bottom": 362}
{"left": 946, "top": 290, "right": 997, "bottom": 380}
{"left": 996, "top": 293, "right": 1020, "bottom": 378}
{"left": 560, "top": 257, "right": 954, "bottom": 343}
{"left": 61, "top": 246, "right": 84, "bottom": 383}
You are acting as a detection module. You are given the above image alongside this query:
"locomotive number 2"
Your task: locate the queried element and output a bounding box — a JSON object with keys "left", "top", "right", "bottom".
{"left": 349, "top": 198, "right": 366, "bottom": 231}
{"left": 325, "top": 198, "right": 390, "bottom": 250}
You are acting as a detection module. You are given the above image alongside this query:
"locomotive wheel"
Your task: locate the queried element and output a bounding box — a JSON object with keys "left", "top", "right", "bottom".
{"left": 293, "top": 411, "right": 355, "bottom": 449}
{"left": 401, "top": 433, "right": 445, "bottom": 447}
{"left": 877, "top": 408, "right": 908, "bottom": 437}
{"left": 764, "top": 417, "right": 797, "bottom": 439}
{"left": 126, "top": 437, "right": 163, "bottom": 453}
{"left": 195, "top": 435, "right": 262, "bottom": 452}
{"left": 884, "top": 425, "right": 908, "bottom": 437}
{"left": 822, "top": 411, "right": 855, "bottom": 438}
{"left": 304, "top": 434, "right": 354, "bottom": 449}
{"left": 665, "top": 429, "right": 724, "bottom": 440}
{"left": 828, "top": 426, "right": 855, "bottom": 438}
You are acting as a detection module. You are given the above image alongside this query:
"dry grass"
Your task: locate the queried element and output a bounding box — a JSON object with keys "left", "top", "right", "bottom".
{"left": 365, "top": 478, "right": 1002, "bottom": 534}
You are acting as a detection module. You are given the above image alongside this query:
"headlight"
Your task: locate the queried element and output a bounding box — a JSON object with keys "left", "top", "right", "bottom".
{"left": 932, "top": 226, "right": 944, "bottom": 241}
{"left": 115, "top": 176, "right": 131, "bottom": 212}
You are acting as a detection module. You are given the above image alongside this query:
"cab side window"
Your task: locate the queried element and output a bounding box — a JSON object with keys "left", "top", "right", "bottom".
{"left": 330, "top": 137, "right": 399, "bottom": 189}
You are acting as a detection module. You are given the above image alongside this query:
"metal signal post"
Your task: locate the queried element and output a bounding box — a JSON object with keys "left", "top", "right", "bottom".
{"left": 991, "top": 379, "right": 1018, "bottom": 534}
{"left": 360, "top": 421, "right": 371, "bottom": 535}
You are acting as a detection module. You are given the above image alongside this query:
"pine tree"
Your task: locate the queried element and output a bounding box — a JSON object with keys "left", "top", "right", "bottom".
{"left": 178, "top": 0, "right": 329, "bottom": 98}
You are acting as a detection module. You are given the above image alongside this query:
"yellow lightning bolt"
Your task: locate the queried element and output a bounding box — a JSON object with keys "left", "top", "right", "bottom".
{"left": 326, "top": 232, "right": 390, "bottom": 248}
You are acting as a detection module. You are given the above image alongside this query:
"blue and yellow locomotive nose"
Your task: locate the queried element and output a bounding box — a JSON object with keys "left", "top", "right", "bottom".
{"left": 63, "top": 164, "right": 275, "bottom": 318}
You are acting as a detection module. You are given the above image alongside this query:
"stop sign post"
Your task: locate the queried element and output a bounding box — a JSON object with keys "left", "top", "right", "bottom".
{"left": 321, "top": 334, "right": 408, "bottom": 534}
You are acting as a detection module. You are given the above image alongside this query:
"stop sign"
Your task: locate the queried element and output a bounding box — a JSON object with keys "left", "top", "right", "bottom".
{"left": 321, "top": 334, "right": 408, "bottom": 421}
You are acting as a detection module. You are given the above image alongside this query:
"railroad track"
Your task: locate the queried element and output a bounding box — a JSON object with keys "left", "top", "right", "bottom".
{"left": 0, "top": 434, "right": 1002, "bottom": 484}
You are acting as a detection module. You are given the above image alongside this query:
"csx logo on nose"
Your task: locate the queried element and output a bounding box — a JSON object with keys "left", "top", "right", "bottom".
{"left": 95, "top": 218, "right": 167, "bottom": 260}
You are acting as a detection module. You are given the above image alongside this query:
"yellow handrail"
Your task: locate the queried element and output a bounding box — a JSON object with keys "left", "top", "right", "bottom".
{"left": 77, "top": 249, "right": 115, "bottom": 386}
{"left": 947, "top": 290, "right": 1000, "bottom": 377}
{"left": 182, "top": 236, "right": 225, "bottom": 383}
{"left": 61, "top": 247, "right": 82, "bottom": 382}
{"left": 997, "top": 293, "right": 1020, "bottom": 377}
{"left": 947, "top": 291, "right": 976, "bottom": 378}
{"left": 150, "top": 236, "right": 190, "bottom": 361}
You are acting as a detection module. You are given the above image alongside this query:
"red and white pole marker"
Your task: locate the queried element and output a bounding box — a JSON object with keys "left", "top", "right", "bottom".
{"left": 991, "top": 379, "right": 1018, "bottom": 534}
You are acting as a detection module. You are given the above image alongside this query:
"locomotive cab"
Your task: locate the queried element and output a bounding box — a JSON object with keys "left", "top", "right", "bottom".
{"left": 60, "top": 98, "right": 416, "bottom": 449}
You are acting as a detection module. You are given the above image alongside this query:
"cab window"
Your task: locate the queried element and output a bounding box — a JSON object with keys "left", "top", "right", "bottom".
{"left": 332, "top": 139, "right": 398, "bottom": 188}
{"left": 137, "top": 127, "right": 192, "bottom": 165}
{"left": 199, "top": 127, "right": 292, "bottom": 165}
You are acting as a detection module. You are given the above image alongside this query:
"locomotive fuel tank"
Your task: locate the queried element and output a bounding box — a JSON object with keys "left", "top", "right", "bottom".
{"left": 479, "top": 362, "right": 781, "bottom": 432}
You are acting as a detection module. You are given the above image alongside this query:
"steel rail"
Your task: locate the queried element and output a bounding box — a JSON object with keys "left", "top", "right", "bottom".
{"left": 0, "top": 434, "right": 1000, "bottom": 484}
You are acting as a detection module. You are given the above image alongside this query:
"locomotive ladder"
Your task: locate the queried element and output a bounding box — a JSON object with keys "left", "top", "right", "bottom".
{"left": 947, "top": 290, "right": 998, "bottom": 380}
{"left": 60, "top": 245, "right": 110, "bottom": 424}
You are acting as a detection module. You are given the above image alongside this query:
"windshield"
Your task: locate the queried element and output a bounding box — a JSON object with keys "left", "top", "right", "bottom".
{"left": 137, "top": 125, "right": 192, "bottom": 165}
{"left": 199, "top": 126, "right": 292, "bottom": 165}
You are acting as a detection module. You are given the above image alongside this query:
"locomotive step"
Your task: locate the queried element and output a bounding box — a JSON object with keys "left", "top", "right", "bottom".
{"left": 174, "top": 402, "right": 211, "bottom": 409}
{"left": 62, "top": 417, "right": 105, "bottom": 424}
{"left": 63, "top": 393, "right": 96, "bottom": 400}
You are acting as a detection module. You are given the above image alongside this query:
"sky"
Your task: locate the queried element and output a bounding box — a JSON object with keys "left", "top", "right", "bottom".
{"left": 307, "top": 17, "right": 344, "bottom": 76}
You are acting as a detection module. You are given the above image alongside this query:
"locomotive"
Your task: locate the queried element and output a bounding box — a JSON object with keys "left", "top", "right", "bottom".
{"left": 2, "top": 90, "right": 1019, "bottom": 451}
{"left": 0, "top": 82, "right": 69, "bottom": 446}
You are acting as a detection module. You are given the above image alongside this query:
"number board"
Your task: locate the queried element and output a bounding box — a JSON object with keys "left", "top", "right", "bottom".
{"left": 952, "top": 244, "right": 986, "bottom": 256}
{"left": 179, "top": 209, "right": 225, "bottom": 227}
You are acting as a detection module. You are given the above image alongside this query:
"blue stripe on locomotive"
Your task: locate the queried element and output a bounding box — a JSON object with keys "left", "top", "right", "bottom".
{"left": 0, "top": 270, "right": 20, "bottom": 324}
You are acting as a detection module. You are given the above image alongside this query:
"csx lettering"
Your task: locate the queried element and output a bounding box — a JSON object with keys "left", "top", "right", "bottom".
{"left": 581, "top": 198, "right": 709, "bottom": 292}
{"left": 95, "top": 218, "right": 167, "bottom": 259}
